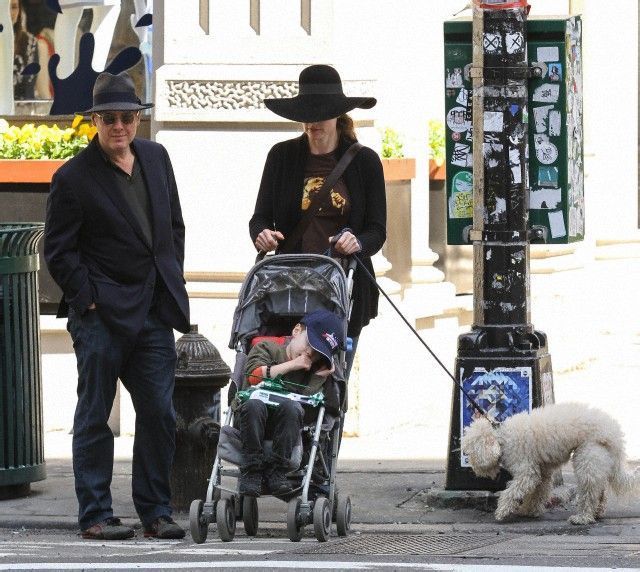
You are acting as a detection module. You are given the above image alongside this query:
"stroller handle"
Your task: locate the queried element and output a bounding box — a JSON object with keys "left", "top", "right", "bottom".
{"left": 255, "top": 246, "right": 357, "bottom": 274}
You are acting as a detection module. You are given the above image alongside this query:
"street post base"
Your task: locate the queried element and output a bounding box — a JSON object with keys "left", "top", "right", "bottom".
{"left": 445, "top": 327, "right": 556, "bottom": 491}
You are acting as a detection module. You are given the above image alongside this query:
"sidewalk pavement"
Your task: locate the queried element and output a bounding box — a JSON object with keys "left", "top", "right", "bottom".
{"left": 1, "top": 428, "right": 639, "bottom": 537}
{"left": 2, "top": 328, "right": 639, "bottom": 536}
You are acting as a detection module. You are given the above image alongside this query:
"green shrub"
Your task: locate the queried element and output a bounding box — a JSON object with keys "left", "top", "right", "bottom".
{"left": 428, "top": 119, "right": 445, "bottom": 165}
{"left": 380, "top": 127, "right": 404, "bottom": 159}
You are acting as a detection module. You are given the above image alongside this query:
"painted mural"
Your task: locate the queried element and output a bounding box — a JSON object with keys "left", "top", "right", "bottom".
{"left": 0, "top": 0, "right": 151, "bottom": 115}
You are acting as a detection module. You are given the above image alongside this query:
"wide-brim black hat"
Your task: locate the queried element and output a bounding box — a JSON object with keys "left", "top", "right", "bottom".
{"left": 264, "top": 65, "right": 376, "bottom": 123}
{"left": 82, "top": 71, "right": 154, "bottom": 113}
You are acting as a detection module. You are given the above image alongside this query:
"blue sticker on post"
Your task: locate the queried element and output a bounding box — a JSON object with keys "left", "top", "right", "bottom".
{"left": 537, "top": 166, "right": 559, "bottom": 187}
{"left": 547, "top": 62, "right": 562, "bottom": 82}
{"left": 459, "top": 366, "right": 532, "bottom": 466}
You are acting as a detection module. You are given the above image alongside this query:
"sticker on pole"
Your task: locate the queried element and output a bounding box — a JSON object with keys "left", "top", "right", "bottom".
{"left": 534, "top": 135, "right": 558, "bottom": 165}
{"left": 459, "top": 366, "right": 532, "bottom": 467}
{"left": 446, "top": 106, "right": 471, "bottom": 133}
{"left": 449, "top": 171, "right": 473, "bottom": 219}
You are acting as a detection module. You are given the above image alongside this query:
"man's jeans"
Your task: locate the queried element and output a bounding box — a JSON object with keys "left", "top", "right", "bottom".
{"left": 238, "top": 399, "right": 303, "bottom": 469}
{"left": 67, "top": 307, "right": 177, "bottom": 530}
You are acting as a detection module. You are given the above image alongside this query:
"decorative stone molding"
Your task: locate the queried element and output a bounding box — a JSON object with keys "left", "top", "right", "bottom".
{"left": 198, "top": 0, "right": 310, "bottom": 36}
{"left": 154, "top": 65, "right": 376, "bottom": 123}
{"left": 166, "top": 80, "right": 299, "bottom": 111}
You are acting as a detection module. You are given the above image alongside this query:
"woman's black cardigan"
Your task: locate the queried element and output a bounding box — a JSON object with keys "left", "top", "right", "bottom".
{"left": 249, "top": 134, "right": 387, "bottom": 337}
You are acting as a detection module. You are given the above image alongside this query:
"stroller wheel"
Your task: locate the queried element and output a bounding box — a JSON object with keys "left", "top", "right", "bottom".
{"left": 336, "top": 495, "right": 352, "bottom": 536}
{"left": 313, "top": 496, "right": 331, "bottom": 542}
{"left": 286, "top": 497, "right": 304, "bottom": 542}
{"left": 216, "top": 498, "right": 236, "bottom": 542}
{"left": 189, "top": 499, "right": 209, "bottom": 544}
{"left": 242, "top": 496, "right": 259, "bottom": 536}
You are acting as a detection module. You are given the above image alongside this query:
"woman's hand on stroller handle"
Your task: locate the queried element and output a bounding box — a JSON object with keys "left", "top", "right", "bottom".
{"left": 255, "top": 228, "right": 284, "bottom": 253}
{"left": 329, "top": 229, "right": 361, "bottom": 256}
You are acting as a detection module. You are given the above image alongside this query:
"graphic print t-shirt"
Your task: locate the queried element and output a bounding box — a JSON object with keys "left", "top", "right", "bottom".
{"left": 300, "top": 151, "right": 351, "bottom": 254}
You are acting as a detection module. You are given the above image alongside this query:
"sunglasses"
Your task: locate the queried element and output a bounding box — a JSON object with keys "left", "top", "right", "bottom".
{"left": 95, "top": 111, "right": 139, "bottom": 125}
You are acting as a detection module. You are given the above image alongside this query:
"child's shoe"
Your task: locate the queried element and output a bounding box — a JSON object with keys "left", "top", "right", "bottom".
{"left": 266, "top": 466, "right": 293, "bottom": 496}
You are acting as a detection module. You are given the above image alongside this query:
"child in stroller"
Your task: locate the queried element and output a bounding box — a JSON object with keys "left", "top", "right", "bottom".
{"left": 189, "top": 253, "right": 354, "bottom": 543}
{"left": 237, "top": 309, "right": 343, "bottom": 498}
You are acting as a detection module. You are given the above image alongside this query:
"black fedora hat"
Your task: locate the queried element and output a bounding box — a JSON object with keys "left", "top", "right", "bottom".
{"left": 264, "top": 65, "right": 376, "bottom": 123}
{"left": 83, "top": 71, "right": 154, "bottom": 113}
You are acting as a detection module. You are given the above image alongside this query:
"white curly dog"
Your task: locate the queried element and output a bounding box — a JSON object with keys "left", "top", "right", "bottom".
{"left": 461, "top": 402, "right": 640, "bottom": 525}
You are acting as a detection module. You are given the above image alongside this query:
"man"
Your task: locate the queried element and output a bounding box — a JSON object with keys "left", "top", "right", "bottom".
{"left": 45, "top": 72, "right": 190, "bottom": 540}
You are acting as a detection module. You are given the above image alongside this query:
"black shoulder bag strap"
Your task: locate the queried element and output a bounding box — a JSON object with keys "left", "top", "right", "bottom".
{"left": 278, "top": 142, "right": 362, "bottom": 254}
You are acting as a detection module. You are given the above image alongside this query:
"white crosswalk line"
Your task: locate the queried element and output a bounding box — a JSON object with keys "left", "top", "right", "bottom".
{"left": 0, "top": 562, "right": 636, "bottom": 571}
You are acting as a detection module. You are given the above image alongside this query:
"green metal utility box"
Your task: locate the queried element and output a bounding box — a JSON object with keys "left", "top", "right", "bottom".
{"left": 444, "top": 16, "right": 584, "bottom": 244}
{"left": 0, "top": 223, "right": 46, "bottom": 498}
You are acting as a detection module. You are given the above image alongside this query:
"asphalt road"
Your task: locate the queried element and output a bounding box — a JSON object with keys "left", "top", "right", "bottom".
{"left": 0, "top": 521, "right": 639, "bottom": 571}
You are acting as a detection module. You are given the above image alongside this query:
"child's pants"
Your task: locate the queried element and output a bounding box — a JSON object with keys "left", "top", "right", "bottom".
{"left": 238, "top": 399, "right": 304, "bottom": 469}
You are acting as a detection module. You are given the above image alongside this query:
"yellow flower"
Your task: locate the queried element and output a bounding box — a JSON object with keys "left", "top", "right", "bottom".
{"left": 19, "top": 124, "right": 36, "bottom": 143}
{"left": 72, "top": 115, "right": 83, "bottom": 130}
{"left": 4, "top": 127, "right": 18, "bottom": 142}
{"left": 78, "top": 124, "right": 97, "bottom": 140}
{"left": 48, "top": 129, "right": 62, "bottom": 143}
{"left": 0, "top": 119, "right": 93, "bottom": 159}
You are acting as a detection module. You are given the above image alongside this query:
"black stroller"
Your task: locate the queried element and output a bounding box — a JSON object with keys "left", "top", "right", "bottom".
{"left": 189, "top": 253, "right": 355, "bottom": 543}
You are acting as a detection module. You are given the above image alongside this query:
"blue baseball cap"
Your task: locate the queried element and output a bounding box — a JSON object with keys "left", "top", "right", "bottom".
{"left": 300, "top": 309, "right": 344, "bottom": 368}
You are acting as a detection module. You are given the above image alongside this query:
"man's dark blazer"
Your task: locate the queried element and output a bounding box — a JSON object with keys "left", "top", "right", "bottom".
{"left": 44, "top": 136, "right": 190, "bottom": 338}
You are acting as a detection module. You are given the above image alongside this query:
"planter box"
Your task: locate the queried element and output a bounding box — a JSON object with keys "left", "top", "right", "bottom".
{"left": 0, "top": 160, "right": 66, "bottom": 183}
{"left": 429, "top": 159, "right": 446, "bottom": 181}
{"left": 381, "top": 158, "right": 416, "bottom": 181}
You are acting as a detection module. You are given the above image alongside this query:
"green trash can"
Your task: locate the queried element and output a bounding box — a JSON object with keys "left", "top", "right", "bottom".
{"left": 0, "top": 223, "right": 47, "bottom": 499}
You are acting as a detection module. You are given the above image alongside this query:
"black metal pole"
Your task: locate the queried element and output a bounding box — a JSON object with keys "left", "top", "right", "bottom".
{"left": 445, "top": 0, "right": 556, "bottom": 491}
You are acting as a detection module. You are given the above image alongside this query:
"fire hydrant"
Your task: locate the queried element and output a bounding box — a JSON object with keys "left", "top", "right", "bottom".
{"left": 170, "top": 325, "right": 231, "bottom": 511}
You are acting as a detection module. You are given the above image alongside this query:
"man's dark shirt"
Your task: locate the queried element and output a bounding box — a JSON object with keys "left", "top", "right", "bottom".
{"left": 99, "top": 146, "right": 171, "bottom": 316}
{"left": 102, "top": 150, "right": 153, "bottom": 248}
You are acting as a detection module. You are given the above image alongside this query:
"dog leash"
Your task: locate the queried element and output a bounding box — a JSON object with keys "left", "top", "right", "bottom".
{"left": 332, "top": 240, "right": 495, "bottom": 426}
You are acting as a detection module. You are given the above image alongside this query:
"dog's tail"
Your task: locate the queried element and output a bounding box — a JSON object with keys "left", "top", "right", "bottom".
{"left": 610, "top": 462, "right": 640, "bottom": 496}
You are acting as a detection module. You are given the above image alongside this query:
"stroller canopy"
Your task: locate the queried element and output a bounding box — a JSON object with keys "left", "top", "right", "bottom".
{"left": 229, "top": 254, "right": 350, "bottom": 349}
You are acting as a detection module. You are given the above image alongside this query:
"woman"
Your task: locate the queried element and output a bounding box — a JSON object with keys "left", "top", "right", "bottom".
{"left": 249, "top": 64, "right": 386, "bottom": 377}
{"left": 11, "top": 0, "right": 52, "bottom": 100}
